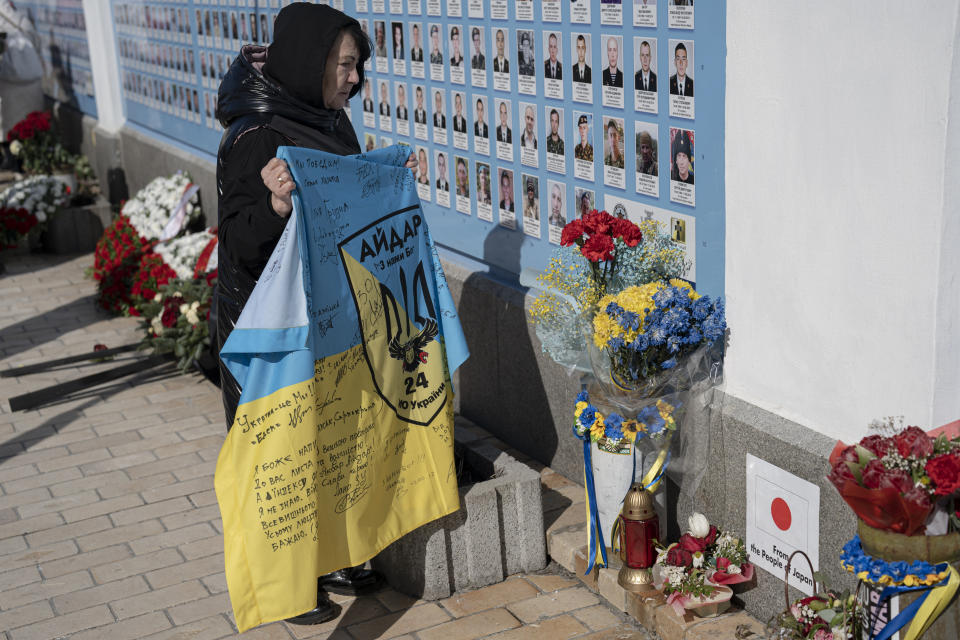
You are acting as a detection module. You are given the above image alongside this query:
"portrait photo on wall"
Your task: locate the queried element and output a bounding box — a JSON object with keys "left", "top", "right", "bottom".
{"left": 492, "top": 28, "right": 511, "bottom": 92}
{"left": 521, "top": 173, "right": 541, "bottom": 238}
{"left": 362, "top": 79, "right": 375, "bottom": 127}
{"left": 470, "top": 26, "right": 487, "bottom": 87}
{"left": 452, "top": 91, "right": 469, "bottom": 149}
{"left": 546, "top": 180, "right": 566, "bottom": 244}
{"left": 600, "top": 34, "right": 624, "bottom": 109}
{"left": 473, "top": 95, "right": 490, "bottom": 155}
{"left": 434, "top": 149, "right": 451, "bottom": 207}
{"left": 455, "top": 155, "right": 471, "bottom": 215}
{"left": 410, "top": 22, "right": 425, "bottom": 77}
{"left": 545, "top": 106, "right": 566, "bottom": 175}
{"left": 573, "top": 111, "right": 595, "bottom": 181}
{"left": 374, "top": 20, "right": 388, "bottom": 72}
{"left": 392, "top": 21, "right": 407, "bottom": 74}
{"left": 635, "top": 121, "right": 659, "bottom": 198}
{"left": 395, "top": 82, "right": 410, "bottom": 136}
{"left": 498, "top": 168, "right": 516, "bottom": 214}
{"left": 669, "top": 127, "right": 695, "bottom": 206}
{"left": 571, "top": 32, "right": 592, "bottom": 104}
{"left": 574, "top": 187, "right": 596, "bottom": 219}
{"left": 476, "top": 162, "right": 493, "bottom": 221}
{"left": 603, "top": 115, "right": 626, "bottom": 190}
{"left": 432, "top": 87, "right": 448, "bottom": 145}
{"left": 378, "top": 80, "right": 392, "bottom": 132}
{"left": 668, "top": 39, "right": 694, "bottom": 119}
{"left": 495, "top": 97, "right": 514, "bottom": 161}
{"left": 519, "top": 102, "right": 538, "bottom": 158}
{"left": 415, "top": 145, "right": 432, "bottom": 201}
{"left": 634, "top": 37, "right": 658, "bottom": 114}
{"left": 360, "top": 19, "right": 372, "bottom": 70}
{"left": 449, "top": 24, "right": 465, "bottom": 84}
{"left": 429, "top": 23, "right": 444, "bottom": 80}
{"left": 517, "top": 28, "right": 536, "bottom": 95}
{"left": 413, "top": 84, "right": 429, "bottom": 139}
{"left": 543, "top": 31, "right": 563, "bottom": 99}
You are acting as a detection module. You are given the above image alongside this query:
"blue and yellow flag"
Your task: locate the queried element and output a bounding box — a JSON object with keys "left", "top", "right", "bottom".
{"left": 215, "top": 145, "right": 468, "bottom": 631}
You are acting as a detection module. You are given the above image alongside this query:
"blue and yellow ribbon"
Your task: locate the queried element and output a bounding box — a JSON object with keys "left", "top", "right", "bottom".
{"left": 573, "top": 389, "right": 671, "bottom": 575}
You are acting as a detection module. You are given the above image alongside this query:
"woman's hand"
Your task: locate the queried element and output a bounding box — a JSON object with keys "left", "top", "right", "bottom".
{"left": 405, "top": 152, "right": 416, "bottom": 173}
{"left": 261, "top": 158, "right": 296, "bottom": 218}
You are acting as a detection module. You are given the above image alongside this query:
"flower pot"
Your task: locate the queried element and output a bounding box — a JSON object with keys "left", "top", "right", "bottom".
{"left": 858, "top": 519, "right": 960, "bottom": 564}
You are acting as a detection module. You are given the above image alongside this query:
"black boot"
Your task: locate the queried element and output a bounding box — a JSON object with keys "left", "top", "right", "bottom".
{"left": 318, "top": 565, "right": 383, "bottom": 596}
{"left": 284, "top": 592, "right": 340, "bottom": 625}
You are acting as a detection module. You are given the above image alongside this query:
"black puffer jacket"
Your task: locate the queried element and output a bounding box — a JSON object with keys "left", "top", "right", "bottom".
{"left": 214, "top": 5, "right": 365, "bottom": 430}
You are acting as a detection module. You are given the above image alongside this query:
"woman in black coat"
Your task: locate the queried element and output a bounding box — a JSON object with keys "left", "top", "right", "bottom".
{"left": 214, "top": 2, "right": 411, "bottom": 625}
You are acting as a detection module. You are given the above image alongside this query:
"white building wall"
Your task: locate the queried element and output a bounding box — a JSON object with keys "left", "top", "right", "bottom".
{"left": 724, "top": 1, "right": 960, "bottom": 441}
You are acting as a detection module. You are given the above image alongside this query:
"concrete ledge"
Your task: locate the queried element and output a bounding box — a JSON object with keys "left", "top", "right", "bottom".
{"left": 372, "top": 416, "right": 548, "bottom": 600}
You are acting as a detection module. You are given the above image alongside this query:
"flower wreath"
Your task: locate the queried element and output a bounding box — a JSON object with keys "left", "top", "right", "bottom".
{"left": 839, "top": 536, "right": 949, "bottom": 587}
{"left": 573, "top": 389, "right": 677, "bottom": 453}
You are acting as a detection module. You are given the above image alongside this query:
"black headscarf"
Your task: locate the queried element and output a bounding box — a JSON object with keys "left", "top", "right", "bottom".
{"left": 262, "top": 3, "right": 369, "bottom": 109}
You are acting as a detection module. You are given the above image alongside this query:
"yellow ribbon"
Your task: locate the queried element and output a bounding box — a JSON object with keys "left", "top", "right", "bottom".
{"left": 903, "top": 565, "right": 960, "bottom": 640}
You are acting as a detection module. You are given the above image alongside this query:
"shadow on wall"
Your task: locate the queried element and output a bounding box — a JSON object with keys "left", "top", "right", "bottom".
{"left": 456, "top": 227, "right": 560, "bottom": 471}
{"left": 47, "top": 41, "right": 83, "bottom": 153}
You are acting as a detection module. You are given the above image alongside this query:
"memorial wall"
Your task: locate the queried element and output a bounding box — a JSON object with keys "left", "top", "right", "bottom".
{"left": 23, "top": 0, "right": 724, "bottom": 295}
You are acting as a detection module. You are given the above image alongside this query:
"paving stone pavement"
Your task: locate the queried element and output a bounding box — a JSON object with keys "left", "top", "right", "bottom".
{"left": 0, "top": 253, "right": 652, "bottom": 640}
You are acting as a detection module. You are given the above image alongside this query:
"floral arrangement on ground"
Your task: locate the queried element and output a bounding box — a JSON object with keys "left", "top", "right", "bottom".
{"left": 138, "top": 273, "right": 216, "bottom": 373}
{"left": 0, "top": 207, "right": 39, "bottom": 250}
{"left": 6, "top": 110, "right": 76, "bottom": 176}
{"left": 0, "top": 175, "right": 69, "bottom": 224}
{"left": 121, "top": 172, "right": 203, "bottom": 241}
{"left": 653, "top": 512, "right": 753, "bottom": 615}
{"left": 769, "top": 587, "right": 863, "bottom": 640}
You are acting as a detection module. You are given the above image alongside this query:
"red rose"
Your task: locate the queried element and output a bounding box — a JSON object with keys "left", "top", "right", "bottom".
{"left": 827, "top": 461, "right": 856, "bottom": 490}
{"left": 560, "top": 219, "right": 585, "bottom": 246}
{"left": 903, "top": 484, "right": 932, "bottom": 510}
{"left": 678, "top": 532, "right": 708, "bottom": 553}
{"left": 859, "top": 435, "right": 892, "bottom": 458}
{"left": 861, "top": 459, "right": 913, "bottom": 493}
{"left": 925, "top": 453, "right": 960, "bottom": 496}
{"left": 580, "top": 233, "right": 614, "bottom": 262}
{"left": 665, "top": 546, "right": 692, "bottom": 567}
{"left": 837, "top": 445, "right": 859, "bottom": 464}
{"left": 161, "top": 306, "right": 178, "bottom": 328}
{"left": 893, "top": 426, "right": 933, "bottom": 459}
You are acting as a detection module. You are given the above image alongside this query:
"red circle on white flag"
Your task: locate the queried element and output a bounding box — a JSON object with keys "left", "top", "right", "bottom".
{"left": 771, "top": 497, "right": 792, "bottom": 531}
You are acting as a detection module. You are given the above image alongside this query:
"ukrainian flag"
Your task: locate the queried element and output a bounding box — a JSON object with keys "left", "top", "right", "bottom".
{"left": 215, "top": 145, "right": 468, "bottom": 631}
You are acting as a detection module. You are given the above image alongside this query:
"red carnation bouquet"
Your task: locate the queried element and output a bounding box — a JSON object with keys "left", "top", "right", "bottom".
{"left": 6, "top": 111, "right": 76, "bottom": 176}
{"left": 561, "top": 209, "right": 642, "bottom": 296}
{"left": 828, "top": 422, "right": 960, "bottom": 536}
